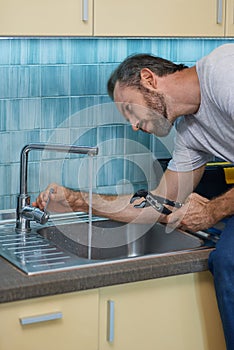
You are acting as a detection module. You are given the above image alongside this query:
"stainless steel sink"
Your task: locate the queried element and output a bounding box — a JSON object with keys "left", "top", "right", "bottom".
{"left": 38, "top": 220, "right": 204, "bottom": 260}
{"left": 0, "top": 213, "right": 213, "bottom": 275}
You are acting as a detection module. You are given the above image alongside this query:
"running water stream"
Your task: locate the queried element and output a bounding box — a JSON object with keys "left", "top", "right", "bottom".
{"left": 88, "top": 154, "right": 94, "bottom": 260}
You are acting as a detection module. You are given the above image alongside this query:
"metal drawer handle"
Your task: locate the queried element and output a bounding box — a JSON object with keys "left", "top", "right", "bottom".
{"left": 82, "top": 0, "right": 88, "bottom": 21}
{"left": 217, "top": 0, "right": 223, "bottom": 24}
{"left": 20, "top": 312, "right": 63, "bottom": 325}
{"left": 233, "top": 1, "right": 234, "bottom": 24}
{"left": 107, "top": 300, "right": 115, "bottom": 343}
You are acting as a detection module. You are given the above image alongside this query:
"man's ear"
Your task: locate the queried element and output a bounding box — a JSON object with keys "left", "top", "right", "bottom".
{"left": 140, "top": 68, "right": 157, "bottom": 89}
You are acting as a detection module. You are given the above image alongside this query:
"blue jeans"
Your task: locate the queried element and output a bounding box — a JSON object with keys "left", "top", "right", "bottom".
{"left": 209, "top": 216, "right": 234, "bottom": 350}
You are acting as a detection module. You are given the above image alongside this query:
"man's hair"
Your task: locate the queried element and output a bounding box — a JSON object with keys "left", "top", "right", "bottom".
{"left": 107, "top": 54, "right": 187, "bottom": 100}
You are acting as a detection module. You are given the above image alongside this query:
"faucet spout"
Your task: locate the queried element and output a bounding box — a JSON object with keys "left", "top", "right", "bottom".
{"left": 20, "top": 206, "right": 49, "bottom": 225}
{"left": 15, "top": 143, "right": 98, "bottom": 233}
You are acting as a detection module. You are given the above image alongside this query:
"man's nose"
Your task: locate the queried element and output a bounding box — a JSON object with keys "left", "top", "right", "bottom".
{"left": 131, "top": 121, "right": 140, "bottom": 131}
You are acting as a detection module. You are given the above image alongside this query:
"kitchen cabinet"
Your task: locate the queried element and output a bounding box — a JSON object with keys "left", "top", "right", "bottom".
{"left": 94, "top": 0, "right": 226, "bottom": 37}
{"left": 0, "top": 289, "right": 98, "bottom": 350}
{"left": 98, "top": 272, "right": 226, "bottom": 350}
{"left": 0, "top": 271, "right": 226, "bottom": 350}
{"left": 0, "top": 0, "right": 233, "bottom": 36}
{"left": 226, "top": 0, "right": 234, "bottom": 35}
{"left": 0, "top": 0, "right": 93, "bottom": 36}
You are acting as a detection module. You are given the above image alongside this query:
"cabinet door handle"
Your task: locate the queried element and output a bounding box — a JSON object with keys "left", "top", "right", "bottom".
{"left": 217, "top": 0, "right": 223, "bottom": 24}
{"left": 82, "top": 0, "right": 88, "bottom": 21}
{"left": 107, "top": 300, "right": 115, "bottom": 343}
{"left": 19, "top": 312, "right": 63, "bottom": 325}
{"left": 232, "top": 0, "right": 234, "bottom": 24}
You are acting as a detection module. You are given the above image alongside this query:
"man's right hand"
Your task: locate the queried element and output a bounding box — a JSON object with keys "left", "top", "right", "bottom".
{"left": 32, "top": 183, "right": 88, "bottom": 213}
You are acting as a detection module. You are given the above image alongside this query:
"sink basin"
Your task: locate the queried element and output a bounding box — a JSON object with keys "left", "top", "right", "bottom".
{"left": 38, "top": 220, "right": 204, "bottom": 260}
{"left": 0, "top": 214, "right": 211, "bottom": 275}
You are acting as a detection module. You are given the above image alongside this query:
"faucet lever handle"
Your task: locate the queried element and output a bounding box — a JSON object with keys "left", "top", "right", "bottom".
{"left": 33, "top": 207, "right": 49, "bottom": 225}
{"left": 44, "top": 188, "right": 55, "bottom": 213}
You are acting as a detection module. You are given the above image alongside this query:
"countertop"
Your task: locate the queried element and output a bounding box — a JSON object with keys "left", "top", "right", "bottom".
{"left": 0, "top": 210, "right": 215, "bottom": 303}
{"left": 0, "top": 247, "right": 213, "bottom": 304}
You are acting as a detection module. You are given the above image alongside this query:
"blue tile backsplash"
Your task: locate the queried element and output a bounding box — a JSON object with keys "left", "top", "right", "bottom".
{"left": 0, "top": 37, "right": 234, "bottom": 210}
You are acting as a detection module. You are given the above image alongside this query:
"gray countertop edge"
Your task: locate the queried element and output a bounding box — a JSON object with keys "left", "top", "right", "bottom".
{"left": 0, "top": 247, "right": 214, "bottom": 304}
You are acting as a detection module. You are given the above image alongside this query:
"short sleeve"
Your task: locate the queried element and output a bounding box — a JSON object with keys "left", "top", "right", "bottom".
{"left": 167, "top": 118, "right": 213, "bottom": 172}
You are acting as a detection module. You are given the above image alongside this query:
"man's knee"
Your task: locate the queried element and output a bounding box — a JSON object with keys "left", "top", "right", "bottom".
{"left": 209, "top": 244, "right": 234, "bottom": 278}
{"left": 209, "top": 217, "right": 234, "bottom": 276}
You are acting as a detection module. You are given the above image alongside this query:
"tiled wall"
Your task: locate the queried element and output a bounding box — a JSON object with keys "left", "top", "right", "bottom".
{"left": 0, "top": 37, "right": 233, "bottom": 210}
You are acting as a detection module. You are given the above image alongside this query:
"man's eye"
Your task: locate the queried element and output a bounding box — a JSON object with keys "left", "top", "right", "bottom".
{"left": 125, "top": 104, "right": 133, "bottom": 115}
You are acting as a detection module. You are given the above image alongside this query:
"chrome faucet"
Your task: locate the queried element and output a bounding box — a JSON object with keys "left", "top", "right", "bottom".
{"left": 15, "top": 143, "right": 98, "bottom": 233}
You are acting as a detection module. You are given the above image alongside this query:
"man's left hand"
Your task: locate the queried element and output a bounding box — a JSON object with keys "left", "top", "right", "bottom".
{"left": 165, "top": 192, "right": 216, "bottom": 232}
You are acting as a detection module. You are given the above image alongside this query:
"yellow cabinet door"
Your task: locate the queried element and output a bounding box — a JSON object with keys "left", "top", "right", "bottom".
{"left": 226, "top": 0, "right": 234, "bottom": 35}
{"left": 99, "top": 272, "right": 226, "bottom": 350}
{"left": 0, "top": 289, "right": 98, "bottom": 350}
{"left": 94, "top": 0, "right": 225, "bottom": 37}
{"left": 0, "top": 0, "right": 93, "bottom": 36}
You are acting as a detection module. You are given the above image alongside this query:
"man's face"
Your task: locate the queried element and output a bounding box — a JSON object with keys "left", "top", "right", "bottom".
{"left": 113, "top": 81, "right": 173, "bottom": 137}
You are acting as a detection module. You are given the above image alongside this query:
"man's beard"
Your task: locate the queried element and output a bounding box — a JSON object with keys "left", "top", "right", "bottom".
{"left": 139, "top": 85, "right": 173, "bottom": 137}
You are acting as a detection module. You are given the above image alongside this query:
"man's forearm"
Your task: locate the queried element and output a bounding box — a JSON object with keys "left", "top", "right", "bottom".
{"left": 207, "top": 187, "right": 234, "bottom": 223}
{"left": 67, "top": 189, "right": 161, "bottom": 223}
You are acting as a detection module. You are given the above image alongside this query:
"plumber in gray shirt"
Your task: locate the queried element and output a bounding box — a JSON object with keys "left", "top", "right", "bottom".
{"left": 34, "top": 44, "right": 234, "bottom": 349}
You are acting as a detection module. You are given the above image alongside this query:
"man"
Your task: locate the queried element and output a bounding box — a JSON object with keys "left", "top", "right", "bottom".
{"left": 34, "top": 44, "right": 234, "bottom": 348}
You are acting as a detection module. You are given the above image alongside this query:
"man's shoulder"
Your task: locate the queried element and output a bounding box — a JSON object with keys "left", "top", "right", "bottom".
{"left": 197, "top": 44, "right": 234, "bottom": 68}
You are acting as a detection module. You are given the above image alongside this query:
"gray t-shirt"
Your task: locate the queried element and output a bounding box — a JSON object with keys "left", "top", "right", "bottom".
{"left": 168, "top": 44, "right": 234, "bottom": 172}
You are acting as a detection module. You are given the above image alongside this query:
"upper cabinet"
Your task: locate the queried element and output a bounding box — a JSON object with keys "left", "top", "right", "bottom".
{"left": 226, "top": 0, "right": 234, "bottom": 35}
{"left": 94, "top": 0, "right": 227, "bottom": 37}
{"left": 0, "top": 0, "right": 233, "bottom": 36}
{"left": 0, "top": 0, "right": 93, "bottom": 36}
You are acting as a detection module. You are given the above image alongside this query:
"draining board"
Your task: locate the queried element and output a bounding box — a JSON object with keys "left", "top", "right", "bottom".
{"left": 0, "top": 226, "right": 95, "bottom": 275}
